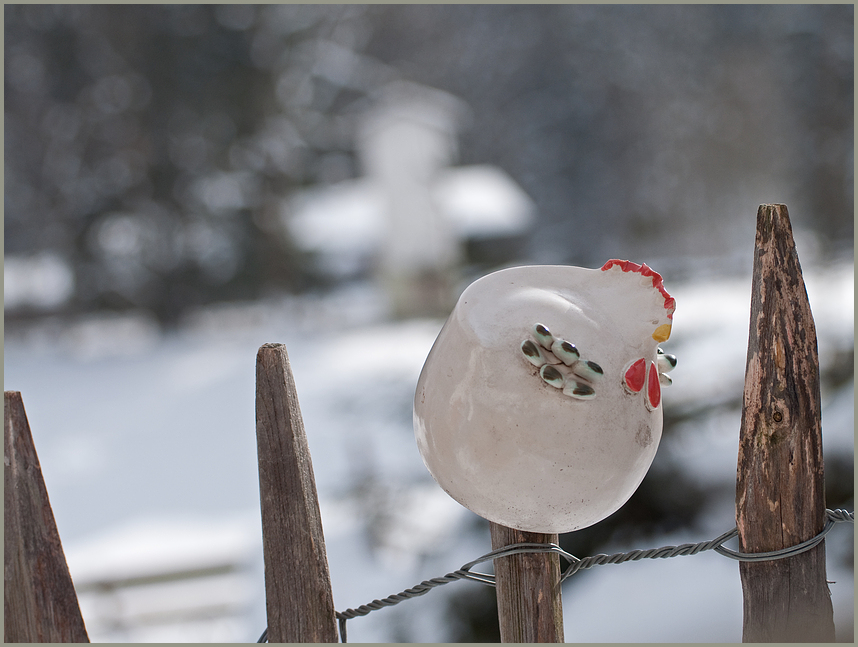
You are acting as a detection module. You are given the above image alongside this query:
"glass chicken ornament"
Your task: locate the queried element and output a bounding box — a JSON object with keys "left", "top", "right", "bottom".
{"left": 413, "top": 260, "right": 677, "bottom": 534}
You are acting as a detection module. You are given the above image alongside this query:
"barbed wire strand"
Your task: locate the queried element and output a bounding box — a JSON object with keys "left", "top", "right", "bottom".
{"left": 256, "top": 508, "right": 853, "bottom": 643}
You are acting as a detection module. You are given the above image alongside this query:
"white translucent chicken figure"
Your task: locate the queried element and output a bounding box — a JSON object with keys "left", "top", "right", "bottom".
{"left": 414, "top": 260, "right": 676, "bottom": 534}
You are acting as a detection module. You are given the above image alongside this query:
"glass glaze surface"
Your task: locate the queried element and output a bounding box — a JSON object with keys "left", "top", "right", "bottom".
{"left": 413, "top": 261, "right": 676, "bottom": 533}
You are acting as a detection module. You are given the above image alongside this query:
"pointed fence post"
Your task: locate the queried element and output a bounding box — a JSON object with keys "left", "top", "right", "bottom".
{"left": 4, "top": 391, "right": 90, "bottom": 643}
{"left": 255, "top": 343, "right": 338, "bottom": 643}
{"left": 490, "top": 522, "right": 564, "bottom": 643}
{"left": 736, "top": 204, "right": 834, "bottom": 642}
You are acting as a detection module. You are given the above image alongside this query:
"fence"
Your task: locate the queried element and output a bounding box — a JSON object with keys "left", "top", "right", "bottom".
{"left": 4, "top": 204, "right": 854, "bottom": 643}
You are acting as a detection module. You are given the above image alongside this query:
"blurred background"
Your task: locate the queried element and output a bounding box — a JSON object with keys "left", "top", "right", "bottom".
{"left": 4, "top": 4, "right": 853, "bottom": 642}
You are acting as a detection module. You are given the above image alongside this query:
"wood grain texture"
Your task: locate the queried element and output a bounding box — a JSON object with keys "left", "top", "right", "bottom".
{"left": 4, "top": 391, "right": 90, "bottom": 643}
{"left": 255, "top": 344, "right": 338, "bottom": 643}
{"left": 736, "top": 204, "right": 834, "bottom": 642}
{"left": 490, "top": 522, "right": 564, "bottom": 643}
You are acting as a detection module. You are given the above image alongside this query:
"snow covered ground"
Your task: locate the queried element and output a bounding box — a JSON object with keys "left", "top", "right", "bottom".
{"left": 4, "top": 260, "right": 853, "bottom": 642}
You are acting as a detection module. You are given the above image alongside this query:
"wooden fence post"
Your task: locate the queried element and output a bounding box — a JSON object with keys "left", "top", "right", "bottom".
{"left": 255, "top": 343, "right": 339, "bottom": 643}
{"left": 4, "top": 391, "right": 90, "bottom": 643}
{"left": 736, "top": 204, "right": 834, "bottom": 642}
{"left": 490, "top": 522, "right": 564, "bottom": 643}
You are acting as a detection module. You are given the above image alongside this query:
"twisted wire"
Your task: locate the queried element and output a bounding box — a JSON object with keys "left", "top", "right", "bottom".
{"left": 257, "top": 508, "right": 853, "bottom": 643}
{"left": 332, "top": 543, "right": 566, "bottom": 642}
{"left": 560, "top": 509, "right": 853, "bottom": 580}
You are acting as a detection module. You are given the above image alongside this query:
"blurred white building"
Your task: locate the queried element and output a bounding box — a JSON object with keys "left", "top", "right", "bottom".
{"left": 282, "top": 81, "right": 536, "bottom": 317}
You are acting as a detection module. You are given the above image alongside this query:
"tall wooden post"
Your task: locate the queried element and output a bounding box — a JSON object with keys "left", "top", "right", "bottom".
{"left": 5, "top": 391, "right": 90, "bottom": 643}
{"left": 736, "top": 204, "right": 834, "bottom": 642}
{"left": 255, "top": 343, "right": 338, "bottom": 643}
{"left": 490, "top": 522, "right": 564, "bottom": 642}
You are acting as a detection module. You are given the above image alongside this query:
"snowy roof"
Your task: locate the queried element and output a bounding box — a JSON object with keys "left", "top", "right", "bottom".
{"left": 283, "top": 164, "right": 535, "bottom": 257}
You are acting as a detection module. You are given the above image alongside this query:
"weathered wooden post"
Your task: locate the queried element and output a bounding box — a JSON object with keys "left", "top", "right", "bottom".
{"left": 4, "top": 391, "right": 90, "bottom": 643}
{"left": 255, "top": 343, "right": 338, "bottom": 643}
{"left": 490, "top": 523, "right": 564, "bottom": 642}
{"left": 736, "top": 204, "right": 834, "bottom": 642}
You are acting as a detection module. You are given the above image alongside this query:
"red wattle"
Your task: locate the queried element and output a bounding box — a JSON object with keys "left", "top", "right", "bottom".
{"left": 647, "top": 361, "right": 661, "bottom": 409}
{"left": 624, "top": 358, "right": 647, "bottom": 392}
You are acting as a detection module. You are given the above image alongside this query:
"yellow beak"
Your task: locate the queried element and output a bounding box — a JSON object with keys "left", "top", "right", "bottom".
{"left": 652, "top": 324, "right": 672, "bottom": 342}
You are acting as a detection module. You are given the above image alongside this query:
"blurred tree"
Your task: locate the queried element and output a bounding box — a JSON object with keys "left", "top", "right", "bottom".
{"left": 6, "top": 4, "right": 852, "bottom": 321}
{"left": 5, "top": 5, "right": 347, "bottom": 325}
{"left": 362, "top": 4, "right": 853, "bottom": 270}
